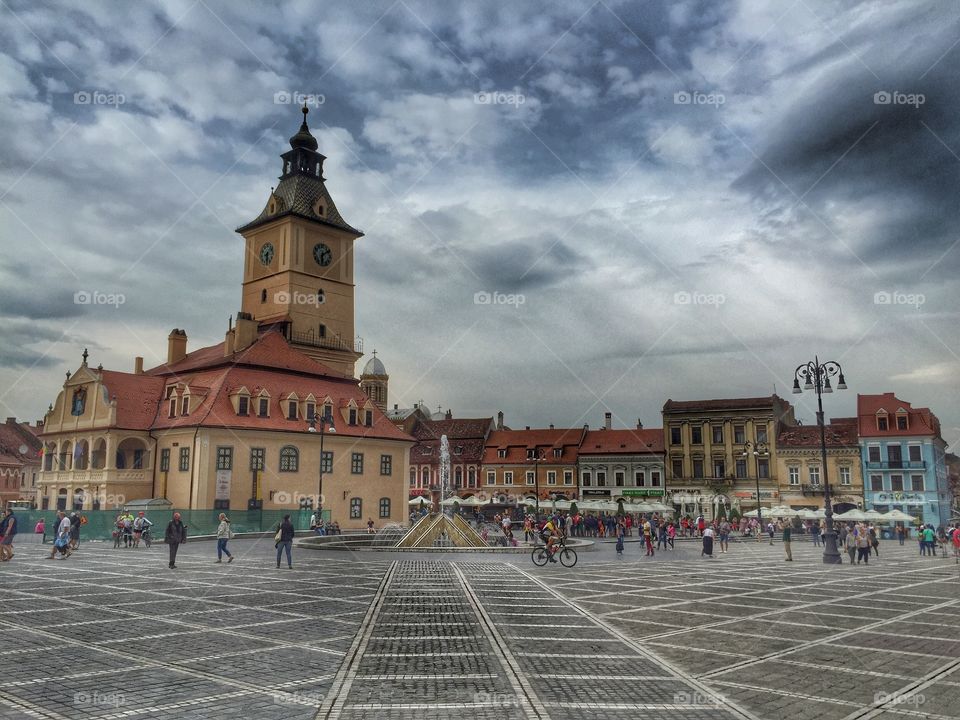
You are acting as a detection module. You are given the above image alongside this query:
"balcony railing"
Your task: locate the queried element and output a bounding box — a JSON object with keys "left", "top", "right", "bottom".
{"left": 865, "top": 461, "right": 925, "bottom": 470}
{"left": 289, "top": 330, "right": 363, "bottom": 354}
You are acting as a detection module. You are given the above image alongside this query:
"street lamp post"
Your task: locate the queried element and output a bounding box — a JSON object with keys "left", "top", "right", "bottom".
{"left": 532, "top": 449, "right": 545, "bottom": 518}
{"left": 741, "top": 441, "right": 769, "bottom": 531}
{"left": 793, "top": 356, "right": 846, "bottom": 565}
{"left": 307, "top": 411, "right": 336, "bottom": 520}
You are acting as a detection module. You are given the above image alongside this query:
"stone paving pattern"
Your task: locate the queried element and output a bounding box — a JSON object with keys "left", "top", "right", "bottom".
{"left": 0, "top": 536, "right": 957, "bottom": 719}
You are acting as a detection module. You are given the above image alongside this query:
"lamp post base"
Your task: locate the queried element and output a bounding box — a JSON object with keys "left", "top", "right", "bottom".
{"left": 822, "top": 531, "right": 843, "bottom": 564}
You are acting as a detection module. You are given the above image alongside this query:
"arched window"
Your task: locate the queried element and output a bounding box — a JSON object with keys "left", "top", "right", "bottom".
{"left": 468, "top": 467, "right": 476, "bottom": 488}
{"left": 422, "top": 467, "right": 430, "bottom": 485}
{"left": 455, "top": 467, "right": 463, "bottom": 488}
{"left": 279, "top": 446, "right": 299, "bottom": 472}
{"left": 409, "top": 468, "right": 416, "bottom": 487}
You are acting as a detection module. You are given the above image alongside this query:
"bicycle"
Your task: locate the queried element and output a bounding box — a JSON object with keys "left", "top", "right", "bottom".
{"left": 531, "top": 535, "right": 577, "bottom": 567}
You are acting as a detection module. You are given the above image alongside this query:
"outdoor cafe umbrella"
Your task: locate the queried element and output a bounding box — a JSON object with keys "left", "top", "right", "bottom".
{"left": 408, "top": 497, "right": 429, "bottom": 506}
{"left": 766, "top": 505, "right": 800, "bottom": 518}
{"left": 879, "top": 509, "right": 917, "bottom": 523}
{"left": 833, "top": 509, "right": 868, "bottom": 522}
{"left": 862, "top": 509, "right": 886, "bottom": 522}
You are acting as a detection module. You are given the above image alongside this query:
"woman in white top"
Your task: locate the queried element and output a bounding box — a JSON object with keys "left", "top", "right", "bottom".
{"left": 215, "top": 513, "right": 234, "bottom": 563}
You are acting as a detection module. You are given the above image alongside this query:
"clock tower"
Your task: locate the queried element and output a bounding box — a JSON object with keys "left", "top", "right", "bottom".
{"left": 236, "top": 105, "right": 364, "bottom": 377}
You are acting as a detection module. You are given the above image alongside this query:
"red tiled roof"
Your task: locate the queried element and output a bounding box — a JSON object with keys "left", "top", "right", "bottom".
{"left": 410, "top": 438, "right": 486, "bottom": 465}
{"left": 412, "top": 418, "right": 494, "bottom": 442}
{"left": 98, "top": 371, "right": 166, "bottom": 430}
{"left": 580, "top": 429, "right": 664, "bottom": 454}
{"left": 146, "top": 329, "right": 350, "bottom": 380}
{"left": 856, "top": 393, "right": 940, "bottom": 438}
{"left": 777, "top": 420, "right": 859, "bottom": 449}
{"left": 663, "top": 395, "right": 788, "bottom": 412}
{"left": 0, "top": 421, "right": 42, "bottom": 462}
{"left": 482, "top": 428, "right": 585, "bottom": 464}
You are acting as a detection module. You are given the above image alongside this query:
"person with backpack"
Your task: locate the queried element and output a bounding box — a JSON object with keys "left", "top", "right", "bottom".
{"left": 132, "top": 511, "right": 152, "bottom": 548}
{"left": 215, "top": 513, "right": 234, "bottom": 563}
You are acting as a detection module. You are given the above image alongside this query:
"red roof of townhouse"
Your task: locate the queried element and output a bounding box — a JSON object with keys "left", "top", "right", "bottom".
{"left": 856, "top": 393, "right": 941, "bottom": 438}
{"left": 663, "top": 395, "right": 790, "bottom": 412}
{"left": 580, "top": 429, "right": 664, "bottom": 454}
{"left": 777, "top": 418, "right": 859, "bottom": 449}
{"left": 97, "top": 371, "right": 166, "bottom": 430}
{"left": 483, "top": 428, "right": 585, "bottom": 464}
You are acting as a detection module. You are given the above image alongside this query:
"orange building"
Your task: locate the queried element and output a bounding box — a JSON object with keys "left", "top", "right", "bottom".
{"left": 481, "top": 427, "right": 584, "bottom": 504}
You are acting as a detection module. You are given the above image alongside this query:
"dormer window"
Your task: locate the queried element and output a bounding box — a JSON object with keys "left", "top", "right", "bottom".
{"left": 306, "top": 402, "right": 316, "bottom": 421}
{"left": 238, "top": 396, "right": 249, "bottom": 416}
{"left": 896, "top": 410, "right": 908, "bottom": 430}
{"left": 876, "top": 411, "right": 888, "bottom": 431}
{"left": 168, "top": 398, "right": 177, "bottom": 418}
{"left": 288, "top": 401, "right": 298, "bottom": 420}
{"left": 553, "top": 448, "right": 562, "bottom": 458}
{"left": 349, "top": 408, "right": 357, "bottom": 425}
{"left": 526, "top": 449, "right": 536, "bottom": 459}
{"left": 322, "top": 402, "right": 332, "bottom": 421}
{"left": 498, "top": 449, "right": 507, "bottom": 459}
{"left": 181, "top": 396, "right": 190, "bottom": 416}
{"left": 364, "top": 410, "right": 373, "bottom": 427}
{"left": 258, "top": 398, "right": 269, "bottom": 417}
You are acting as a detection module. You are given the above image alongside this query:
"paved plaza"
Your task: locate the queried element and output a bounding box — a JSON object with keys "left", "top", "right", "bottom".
{"left": 0, "top": 537, "right": 957, "bottom": 720}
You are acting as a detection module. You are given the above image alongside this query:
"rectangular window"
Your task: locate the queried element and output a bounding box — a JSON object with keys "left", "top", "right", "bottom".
{"left": 635, "top": 471, "right": 645, "bottom": 487}
{"left": 504, "top": 471, "right": 513, "bottom": 485}
{"left": 160, "top": 448, "right": 170, "bottom": 472}
{"left": 596, "top": 471, "right": 606, "bottom": 487}
{"left": 877, "top": 416, "right": 888, "bottom": 431}
{"left": 757, "top": 459, "right": 769, "bottom": 479}
{"left": 868, "top": 446, "right": 881, "bottom": 463}
{"left": 179, "top": 447, "right": 190, "bottom": 472}
{"left": 672, "top": 459, "right": 683, "bottom": 478}
{"left": 693, "top": 460, "right": 704, "bottom": 478}
{"left": 908, "top": 445, "right": 922, "bottom": 463}
{"left": 169, "top": 399, "right": 177, "bottom": 418}
{"left": 350, "top": 497, "right": 361, "bottom": 519}
{"left": 379, "top": 497, "right": 391, "bottom": 518}
{"left": 670, "top": 427, "right": 682, "bottom": 445}
{"left": 238, "top": 396, "right": 249, "bottom": 416}
{"left": 788, "top": 467, "right": 800, "bottom": 485}
{"left": 365, "top": 410, "right": 373, "bottom": 427}
{"left": 911, "top": 474, "right": 924, "bottom": 491}
{"left": 487, "top": 471, "right": 496, "bottom": 485}
{"left": 734, "top": 425, "right": 745, "bottom": 444}
{"left": 250, "top": 448, "right": 265, "bottom": 471}
{"left": 756, "top": 425, "right": 768, "bottom": 444}
{"left": 321, "top": 451, "right": 333, "bottom": 474}
{"left": 181, "top": 396, "right": 189, "bottom": 416}
{"left": 891, "top": 474, "right": 904, "bottom": 492}
{"left": 131, "top": 449, "right": 143, "bottom": 469}
{"left": 840, "top": 467, "right": 851, "bottom": 485}
{"left": 887, "top": 446, "right": 902, "bottom": 467}
{"left": 548, "top": 471, "right": 557, "bottom": 485}
{"left": 736, "top": 459, "right": 747, "bottom": 479}
{"left": 306, "top": 402, "right": 315, "bottom": 421}
{"left": 526, "top": 471, "right": 535, "bottom": 485}
{"left": 564, "top": 471, "right": 573, "bottom": 485}
{"left": 380, "top": 454, "right": 392, "bottom": 476}
{"left": 351, "top": 453, "right": 364, "bottom": 474}
{"left": 651, "top": 471, "right": 661, "bottom": 486}
{"left": 691, "top": 426, "right": 703, "bottom": 444}
{"left": 259, "top": 398, "right": 269, "bottom": 417}
{"left": 553, "top": 448, "right": 561, "bottom": 458}
{"left": 808, "top": 466, "right": 820, "bottom": 485}
{"left": 712, "top": 425, "right": 723, "bottom": 444}
{"left": 713, "top": 460, "right": 725, "bottom": 478}
{"left": 287, "top": 401, "right": 297, "bottom": 420}
{"left": 349, "top": 408, "right": 357, "bottom": 425}
{"left": 871, "top": 474, "right": 883, "bottom": 492}
{"left": 497, "top": 449, "right": 507, "bottom": 458}
{"left": 581, "top": 472, "right": 592, "bottom": 487}
{"left": 216, "top": 447, "right": 233, "bottom": 471}
{"left": 897, "top": 416, "right": 908, "bottom": 430}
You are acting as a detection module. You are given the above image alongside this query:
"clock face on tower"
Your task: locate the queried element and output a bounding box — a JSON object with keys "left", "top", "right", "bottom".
{"left": 259, "top": 242, "right": 275, "bottom": 265}
{"left": 313, "top": 243, "right": 333, "bottom": 266}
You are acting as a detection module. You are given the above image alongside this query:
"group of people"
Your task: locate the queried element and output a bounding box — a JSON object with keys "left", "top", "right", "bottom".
{"left": 112, "top": 511, "right": 154, "bottom": 548}
{"left": 308, "top": 511, "right": 342, "bottom": 536}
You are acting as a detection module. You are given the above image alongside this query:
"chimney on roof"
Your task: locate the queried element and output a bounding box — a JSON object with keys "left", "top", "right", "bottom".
{"left": 445, "top": 409, "right": 452, "bottom": 419}
{"left": 234, "top": 312, "right": 259, "bottom": 353}
{"left": 604, "top": 412, "right": 612, "bottom": 430}
{"left": 637, "top": 419, "right": 643, "bottom": 429}
{"left": 5, "top": 417, "right": 15, "bottom": 425}
{"left": 497, "top": 411, "right": 504, "bottom": 430}
{"left": 36, "top": 420, "right": 44, "bottom": 429}
{"left": 525, "top": 425, "right": 530, "bottom": 431}
{"left": 134, "top": 357, "right": 143, "bottom": 375}
{"left": 167, "top": 329, "right": 187, "bottom": 365}
{"left": 549, "top": 424, "right": 554, "bottom": 430}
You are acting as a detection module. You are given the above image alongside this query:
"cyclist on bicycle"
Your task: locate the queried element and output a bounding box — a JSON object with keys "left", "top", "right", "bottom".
{"left": 539, "top": 518, "right": 561, "bottom": 563}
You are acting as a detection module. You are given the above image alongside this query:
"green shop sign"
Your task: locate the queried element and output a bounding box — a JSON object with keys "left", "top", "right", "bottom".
{"left": 621, "top": 488, "right": 665, "bottom": 497}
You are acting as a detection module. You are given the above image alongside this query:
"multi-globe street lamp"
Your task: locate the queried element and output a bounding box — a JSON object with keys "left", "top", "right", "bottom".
{"left": 741, "top": 441, "right": 769, "bottom": 529}
{"left": 307, "top": 412, "right": 336, "bottom": 519}
{"left": 531, "top": 449, "right": 545, "bottom": 517}
{"left": 793, "top": 356, "right": 847, "bottom": 565}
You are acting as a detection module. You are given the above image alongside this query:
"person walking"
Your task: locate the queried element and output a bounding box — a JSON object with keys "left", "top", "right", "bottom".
{"left": 164, "top": 512, "right": 187, "bottom": 569}
{"left": 0, "top": 509, "right": 17, "bottom": 561}
{"left": 869, "top": 525, "right": 879, "bottom": 557}
{"left": 215, "top": 513, "right": 234, "bottom": 563}
{"left": 667, "top": 522, "right": 676, "bottom": 549}
{"left": 68, "top": 512, "right": 81, "bottom": 550}
{"left": 844, "top": 526, "right": 857, "bottom": 564}
{"left": 45, "top": 511, "right": 73, "bottom": 559}
{"left": 718, "top": 519, "right": 731, "bottom": 553}
{"left": 767, "top": 521, "right": 776, "bottom": 545}
{"left": 856, "top": 524, "right": 871, "bottom": 565}
{"left": 922, "top": 525, "right": 935, "bottom": 556}
{"left": 34, "top": 517, "right": 45, "bottom": 544}
{"left": 782, "top": 521, "right": 792, "bottom": 561}
{"left": 276, "top": 514, "right": 295, "bottom": 568}
{"left": 643, "top": 518, "right": 654, "bottom": 557}
{"left": 896, "top": 524, "right": 905, "bottom": 546}
{"left": 702, "top": 525, "right": 715, "bottom": 557}
{"left": 615, "top": 519, "right": 625, "bottom": 557}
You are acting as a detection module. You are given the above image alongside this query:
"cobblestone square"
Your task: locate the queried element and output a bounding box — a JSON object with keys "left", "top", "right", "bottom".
{"left": 0, "top": 537, "right": 957, "bottom": 720}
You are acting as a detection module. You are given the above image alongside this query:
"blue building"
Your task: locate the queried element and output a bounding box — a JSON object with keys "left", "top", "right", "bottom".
{"left": 858, "top": 393, "right": 951, "bottom": 529}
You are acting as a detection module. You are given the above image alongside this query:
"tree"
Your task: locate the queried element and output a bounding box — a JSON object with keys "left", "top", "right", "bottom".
{"left": 729, "top": 507, "right": 741, "bottom": 522}
{"left": 617, "top": 499, "right": 625, "bottom": 516}
{"left": 716, "top": 505, "right": 727, "bottom": 521}
{"left": 570, "top": 501, "right": 579, "bottom": 515}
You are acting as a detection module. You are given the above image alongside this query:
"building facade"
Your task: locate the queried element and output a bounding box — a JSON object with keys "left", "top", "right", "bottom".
{"left": 578, "top": 419, "right": 665, "bottom": 502}
{"left": 0, "top": 417, "right": 42, "bottom": 508}
{"left": 36, "top": 109, "right": 413, "bottom": 529}
{"left": 663, "top": 395, "right": 796, "bottom": 519}
{"left": 481, "top": 428, "right": 583, "bottom": 503}
{"left": 408, "top": 416, "right": 495, "bottom": 498}
{"left": 776, "top": 418, "right": 864, "bottom": 512}
{"left": 858, "top": 393, "right": 951, "bottom": 528}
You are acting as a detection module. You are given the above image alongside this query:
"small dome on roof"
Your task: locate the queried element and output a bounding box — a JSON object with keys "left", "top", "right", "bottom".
{"left": 362, "top": 354, "right": 387, "bottom": 376}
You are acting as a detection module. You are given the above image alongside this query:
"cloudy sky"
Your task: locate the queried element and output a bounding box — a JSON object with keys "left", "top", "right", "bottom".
{"left": 1, "top": 0, "right": 958, "bottom": 446}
